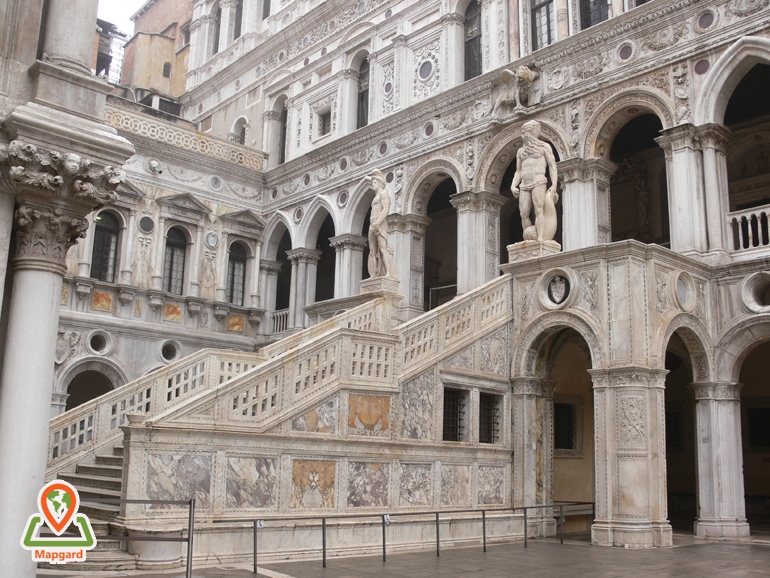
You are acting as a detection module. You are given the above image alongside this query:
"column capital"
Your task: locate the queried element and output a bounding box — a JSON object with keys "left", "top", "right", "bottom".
{"left": 588, "top": 367, "right": 668, "bottom": 389}
{"left": 286, "top": 247, "right": 322, "bottom": 264}
{"left": 340, "top": 68, "right": 359, "bottom": 81}
{"left": 263, "top": 110, "right": 282, "bottom": 122}
{"left": 557, "top": 157, "right": 617, "bottom": 184}
{"left": 440, "top": 12, "right": 466, "bottom": 26}
{"left": 511, "top": 377, "right": 555, "bottom": 398}
{"left": 450, "top": 190, "right": 507, "bottom": 213}
{"left": 690, "top": 382, "right": 743, "bottom": 401}
{"left": 13, "top": 203, "right": 88, "bottom": 273}
{"left": 655, "top": 123, "right": 701, "bottom": 154}
{"left": 392, "top": 35, "right": 409, "bottom": 47}
{"left": 386, "top": 214, "right": 431, "bottom": 234}
{"left": 329, "top": 233, "right": 367, "bottom": 250}
{"left": 695, "top": 123, "right": 733, "bottom": 153}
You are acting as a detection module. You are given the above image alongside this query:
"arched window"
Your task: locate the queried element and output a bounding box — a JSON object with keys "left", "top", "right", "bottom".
{"left": 162, "top": 62, "right": 171, "bottom": 78}
{"left": 580, "top": 0, "right": 609, "bottom": 30}
{"left": 357, "top": 59, "right": 370, "bottom": 129}
{"left": 163, "top": 227, "right": 187, "bottom": 295}
{"left": 464, "top": 1, "right": 482, "bottom": 81}
{"left": 212, "top": 6, "right": 222, "bottom": 55}
{"left": 90, "top": 212, "right": 120, "bottom": 283}
{"left": 262, "top": 0, "right": 271, "bottom": 20}
{"left": 279, "top": 106, "right": 288, "bottom": 165}
{"left": 234, "top": 0, "right": 243, "bottom": 39}
{"left": 227, "top": 242, "right": 248, "bottom": 306}
{"left": 233, "top": 118, "right": 247, "bottom": 145}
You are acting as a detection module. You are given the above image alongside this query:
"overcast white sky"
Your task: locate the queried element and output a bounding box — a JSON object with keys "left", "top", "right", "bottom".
{"left": 97, "top": 0, "right": 148, "bottom": 35}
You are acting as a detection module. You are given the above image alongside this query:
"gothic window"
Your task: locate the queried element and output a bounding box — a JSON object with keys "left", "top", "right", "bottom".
{"left": 90, "top": 211, "right": 120, "bottom": 283}
{"left": 479, "top": 393, "right": 501, "bottom": 444}
{"left": 212, "top": 6, "right": 222, "bottom": 55}
{"left": 226, "top": 242, "right": 247, "bottom": 306}
{"left": 319, "top": 110, "right": 332, "bottom": 136}
{"left": 357, "top": 60, "right": 369, "bottom": 129}
{"left": 234, "top": 0, "right": 243, "bottom": 39}
{"left": 162, "top": 62, "right": 171, "bottom": 78}
{"left": 163, "top": 227, "right": 187, "bottom": 295}
{"left": 262, "top": 0, "right": 271, "bottom": 20}
{"left": 464, "top": 1, "right": 482, "bottom": 81}
{"left": 443, "top": 387, "right": 468, "bottom": 441}
{"left": 532, "top": 0, "right": 556, "bottom": 51}
{"left": 279, "top": 106, "right": 288, "bottom": 165}
{"left": 580, "top": 0, "right": 609, "bottom": 30}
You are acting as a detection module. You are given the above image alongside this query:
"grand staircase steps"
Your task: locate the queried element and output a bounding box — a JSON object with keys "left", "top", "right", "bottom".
{"left": 60, "top": 472, "right": 122, "bottom": 491}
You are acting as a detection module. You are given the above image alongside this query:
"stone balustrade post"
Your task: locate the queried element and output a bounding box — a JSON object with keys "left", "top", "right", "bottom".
{"left": 690, "top": 382, "right": 750, "bottom": 538}
{"left": 330, "top": 234, "right": 367, "bottom": 298}
{"left": 386, "top": 214, "right": 431, "bottom": 320}
{"left": 558, "top": 158, "right": 616, "bottom": 251}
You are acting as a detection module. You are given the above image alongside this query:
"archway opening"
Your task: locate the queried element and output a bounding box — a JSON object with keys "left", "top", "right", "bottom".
{"left": 313, "top": 214, "right": 336, "bottom": 302}
{"left": 424, "top": 178, "right": 457, "bottom": 310}
{"left": 663, "top": 334, "right": 697, "bottom": 532}
{"left": 66, "top": 370, "right": 113, "bottom": 411}
{"left": 609, "top": 114, "right": 670, "bottom": 246}
{"left": 725, "top": 64, "right": 770, "bottom": 250}
{"left": 738, "top": 340, "right": 770, "bottom": 534}
{"left": 361, "top": 208, "right": 371, "bottom": 281}
{"left": 275, "top": 230, "right": 292, "bottom": 312}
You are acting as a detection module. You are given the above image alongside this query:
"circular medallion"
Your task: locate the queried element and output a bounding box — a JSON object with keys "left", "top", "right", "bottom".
{"left": 339, "top": 158, "right": 348, "bottom": 171}
{"left": 138, "top": 216, "right": 155, "bottom": 233}
{"left": 379, "top": 143, "right": 388, "bottom": 155}
{"left": 619, "top": 45, "right": 633, "bottom": 61}
{"left": 386, "top": 172, "right": 394, "bottom": 184}
{"left": 698, "top": 11, "right": 714, "bottom": 29}
{"left": 425, "top": 123, "right": 434, "bottom": 137}
{"left": 384, "top": 82, "right": 392, "bottom": 94}
{"left": 294, "top": 207, "right": 304, "bottom": 222}
{"left": 694, "top": 60, "right": 710, "bottom": 75}
{"left": 548, "top": 275, "right": 570, "bottom": 304}
{"left": 205, "top": 231, "right": 220, "bottom": 249}
{"left": 385, "top": 8, "right": 392, "bottom": 17}
{"left": 271, "top": 187, "right": 278, "bottom": 199}
{"left": 303, "top": 174, "right": 311, "bottom": 186}
{"left": 337, "top": 191, "right": 349, "bottom": 207}
{"left": 419, "top": 61, "right": 433, "bottom": 80}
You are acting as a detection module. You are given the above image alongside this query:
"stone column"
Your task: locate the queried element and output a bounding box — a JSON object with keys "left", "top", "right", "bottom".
{"left": 249, "top": 240, "right": 262, "bottom": 307}
{"left": 0, "top": 142, "right": 125, "bottom": 578}
{"left": 43, "top": 0, "right": 100, "bottom": 74}
{"left": 450, "top": 191, "right": 505, "bottom": 294}
{"left": 330, "top": 234, "right": 367, "bottom": 298}
{"left": 480, "top": 0, "right": 493, "bottom": 71}
{"left": 690, "top": 382, "right": 750, "bottom": 539}
{"left": 386, "top": 214, "right": 431, "bottom": 320}
{"left": 120, "top": 209, "right": 137, "bottom": 284}
{"left": 189, "top": 225, "right": 203, "bottom": 297}
{"left": 589, "top": 368, "right": 672, "bottom": 548}
{"left": 655, "top": 125, "right": 709, "bottom": 255}
{"left": 152, "top": 216, "right": 167, "bottom": 290}
{"left": 558, "top": 158, "right": 616, "bottom": 251}
{"left": 262, "top": 110, "right": 282, "bottom": 169}
{"left": 216, "top": 231, "right": 229, "bottom": 301}
{"left": 696, "top": 124, "right": 732, "bottom": 256}
{"left": 218, "top": 0, "right": 237, "bottom": 52}
{"left": 339, "top": 68, "right": 359, "bottom": 136}
{"left": 441, "top": 13, "right": 465, "bottom": 88}
{"left": 259, "top": 260, "right": 281, "bottom": 334}
{"left": 76, "top": 213, "right": 95, "bottom": 276}
{"left": 286, "top": 248, "right": 321, "bottom": 328}
{"left": 556, "top": 0, "right": 569, "bottom": 40}
{"left": 511, "top": 378, "right": 556, "bottom": 536}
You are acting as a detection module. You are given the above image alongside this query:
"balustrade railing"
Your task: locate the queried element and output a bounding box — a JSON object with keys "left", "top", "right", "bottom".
{"left": 728, "top": 204, "right": 770, "bottom": 251}
{"left": 271, "top": 309, "right": 289, "bottom": 333}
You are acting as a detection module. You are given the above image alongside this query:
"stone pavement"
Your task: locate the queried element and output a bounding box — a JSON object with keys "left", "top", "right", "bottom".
{"left": 37, "top": 536, "right": 770, "bottom": 578}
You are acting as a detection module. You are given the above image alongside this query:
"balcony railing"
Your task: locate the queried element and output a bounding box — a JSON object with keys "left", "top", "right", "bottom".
{"left": 728, "top": 204, "right": 770, "bottom": 251}
{"left": 272, "top": 309, "right": 289, "bottom": 333}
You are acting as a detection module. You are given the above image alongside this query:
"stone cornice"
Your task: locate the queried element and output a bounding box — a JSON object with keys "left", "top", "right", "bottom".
{"left": 511, "top": 377, "right": 556, "bottom": 398}
{"left": 588, "top": 367, "right": 669, "bottom": 389}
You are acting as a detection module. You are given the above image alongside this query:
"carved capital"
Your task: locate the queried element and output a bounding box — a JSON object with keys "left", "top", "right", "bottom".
{"left": 589, "top": 368, "right": 667, "bottom": 389}
{"left": 690, "top": 382, "right": 742, "bottom": 401}
{"left": 557, "top": 157, "right": 616, "bottom": 184}
{"left": 13, "top": 203, "right": 88, "bottom": 272}
{"left": 386, "top": 214, "right": 432, "bottom": 234}
{"left": 392, "top": 35, "right": 409, "bottom": 47}
{"left": 511, "top": 377, "right": 555, "bottom": 398}
{"left": 450, "top": 190, "right": 506, "bottom": 213}
{"left": 695, "top": 123, "right": 733, "bottom": 154}
{"left": 329, "top": 233, "right": 367, "bottom": 250}
{"left": 262, "top": 110, "right": 282, "bottom": 122}
{"left": 286, "top": 247, "right": 322, "bottom": 264}
{"left": 340, "top": 68, "right": 359, "bottom": 81}
{"left": 655, "top": 123, "right": 700, "bottom": 154}
{"left": 440, "top": 13, "right": 466, "bottom": 26}
{"left": 260, "top": 259, "right": 283, "bottom": 274}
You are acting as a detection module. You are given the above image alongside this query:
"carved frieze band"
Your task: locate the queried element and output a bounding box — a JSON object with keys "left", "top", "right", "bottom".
{"left": 511, "top": 378, "right": 555, "bottom": 398}
{"left": 690, "top": 382, "right": 743, "bottom": 401}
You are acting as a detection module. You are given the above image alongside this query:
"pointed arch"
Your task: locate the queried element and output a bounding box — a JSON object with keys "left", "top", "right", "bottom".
{"left": 262, "top": 211, "right": 294, "bottom": 260}
{"left": 403, "top": 157, "right": 466, "bottom": 216}
{"left": 694, "top": 36, "right": 770, "bottom": 126}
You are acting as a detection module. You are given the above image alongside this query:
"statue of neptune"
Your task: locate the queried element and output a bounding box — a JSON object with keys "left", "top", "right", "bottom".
{"left": 511, "top": 120, "right": 559, "bottom": 242}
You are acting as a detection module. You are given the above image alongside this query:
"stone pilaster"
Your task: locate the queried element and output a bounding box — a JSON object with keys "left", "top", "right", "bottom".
{"left": 695, "top": 124, "right": 732, "bottom": 257}
{"left": 286, "top": 248, "right": 321, "bottom": 328}
{"left": 589, "top": 368, "right": 672, "bottom": 548}
{"left": 259, "top": 260, "right": 282, "bottom": 334}
{"left": 441, "top": 13, "right": 465, "bottom": 88}
{"left": 330, "top": 234, "right": 367, "bottom": 298}
{"left": 450, "top": 191, "right": 506, "bottom": 293}
{"left": 558, "top": 157, "right": 616, "bottom": 251}
{"left": 690, "top": 382, "right": 750, "bottom": 539}
{"left": 386, "top": 214, "right": 431, "bottom": 320}
{"left": 655, "top": 125, "right": 708, "bottom": 255}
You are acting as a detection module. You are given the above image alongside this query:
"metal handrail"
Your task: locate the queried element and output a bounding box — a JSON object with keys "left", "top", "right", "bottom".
{"left": 214, "top": 501, "right": 595, "bottom": 572}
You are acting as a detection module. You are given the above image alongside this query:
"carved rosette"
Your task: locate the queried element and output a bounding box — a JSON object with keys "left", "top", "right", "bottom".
{"left": 690, "top": 382, "right": 743, "bottom": 401}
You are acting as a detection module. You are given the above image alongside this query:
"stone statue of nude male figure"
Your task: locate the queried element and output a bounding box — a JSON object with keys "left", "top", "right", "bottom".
{"left": 367, "top": 169, "right": 395, "bottom": 278}
{"left": 511, "top": 120, "right": 559, "bottom": 242}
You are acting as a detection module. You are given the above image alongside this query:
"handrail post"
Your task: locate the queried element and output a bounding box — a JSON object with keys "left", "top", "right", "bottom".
{"left": 435, "top": 512, "right": 440, "bottom": 557}
{"left": 253, "top": 520, "right": 258, "bottom": 575}
{"left": 559, "top": 505, "right": 564, "bottom": 545}
{"left": 186, "top": 498, "right": 195, "bottom": 578}
{"left": 523, "top": 507, "right": 527, "bottom": 548}
{"left": 381, "top": 514, "right": 386, "bottom": 562}
{"left": 482, "top": 510, "right": 487, "bottom": 553}
{"left": 322, "top": 517, "right": 327, "bottom": 568}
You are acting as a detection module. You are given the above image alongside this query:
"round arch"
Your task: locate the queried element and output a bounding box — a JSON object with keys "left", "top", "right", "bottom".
{"left": 344, "top": 177, "right": 378, "bottom": 236}
{"left": 55, "top": 356, "right": 128, "bottom": 396}
{"left": 694, "top": 36, "right": 770, "bottom": 126}
{"left": 657, "top": 312, "right": 714, "bottom": 383}
{"left": 715, "top": 315, "right": 770, "bottom": 382}
{"left": 583, "top": 89, "right": 675, "bottom": 159}
{"left": 299, "top": 196, "right": 339, "bottom": 248}
{"left": 262, "top": 211, "right": 294, "bottom": 261}
{"left": 403, "top": 157, "right": 466, "bottom": 216}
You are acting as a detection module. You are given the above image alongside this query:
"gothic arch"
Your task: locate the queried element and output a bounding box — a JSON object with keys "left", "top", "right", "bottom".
{"left": 475, "top": 120, "right": 569, "bottom": 193}
{"left": 262, "top": 211, "right": 294, "bottom": 261}
{"left": 55, "top": 356, "right": 128, "bottom": 395}
{"left": 514, "top": 311, "right": 603, "bottom": 378}
{"left": 403, "top": 157, "right": 465, "bottom": 216}
{"left": 694, "top": 36, "right": 770, "bottom": 126}
{"left": 657, "top": 312, "right": 714, "bottom": 383}
{"left": 714, "top": 315, "right": 770, "bottom": 382}
{"left": 300, "top": 195, "right": 339, "bottom": 247}
{"left": 583, "top": 88, "right": 675, "bottom": 159}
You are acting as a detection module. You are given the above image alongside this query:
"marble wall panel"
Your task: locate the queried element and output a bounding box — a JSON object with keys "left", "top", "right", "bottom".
{"left": 477, "top": 466, "right": 505, "bottom": 505}
{"left": 291, "top": 459, "right": 336, "bottom": 509}
{"left": 146, "top": 453, "right": 212, "bottom": 508}
{"left": 400, "top": 370, "right": 435, "bottom": 440}
{"left": 291, "top": 397, "right": 337, "bottom": 433}
{"left": 348, "top": 394, "right": 390, "bottom": 436}
{"left": 91, "top": 291, "right": 113, "bottom": 311}
{"left": 445, "top": 346, "right": 473, "bottom": 370}
{"left": 164, "top": 303, "right": 182, "bottom": 322}
{"left": 347, "top": 462, "right": 389, "bottom": 508}
{"left": 399, "top": 462, "right": 433, "bottom": 507}
{"left": 440, "top": 464, "right": 471, "bottom": 507}
{"left": 227, "top": 314, "right": 245, "bottom": 332}
{"left": 225, "top": 456, "right": 278, "bottom": 509}
{"left": 480, "top": 326, "right": 508, "bottom": 375}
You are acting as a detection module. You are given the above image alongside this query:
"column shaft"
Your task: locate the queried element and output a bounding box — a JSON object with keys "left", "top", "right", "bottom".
{"left": 558, "top": 158, "right": 615, "bottom": 251}
{"left": 43, "top": 0, "right": 100, "bottom": 73}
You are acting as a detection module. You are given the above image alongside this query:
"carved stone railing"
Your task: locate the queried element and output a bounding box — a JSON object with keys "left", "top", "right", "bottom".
{"left": 46, "top": 349, "right": 259, "bottom": 475}
{"left": 728, "top": 204, "right": 770, "bottom": 252}
{"left": 271, "top": 309, "right": 289, "bottom": 333}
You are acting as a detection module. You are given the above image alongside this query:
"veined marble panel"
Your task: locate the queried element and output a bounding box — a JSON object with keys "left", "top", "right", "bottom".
{"left": 445, "top": 346, "right": 473, "bottom": 370}
{"left": 477, "top": 466, "right": 505, "bottom": 505}
{"left": 480, "top": 326, "right": 508, "bottom": 375}
{"left": 400, "top": 370, "right": 435, "bottom": 440}
{"left": 291, "top": 459, "right": 336, "bottom": 510}
{"left": 399, "top": 462, "right": 433, "bottom": 507}
{"left": 225, "top": 456, "right": 278, "bottom": 509}
{"left": 291, "top": 397, "right": 338, "bottom": 433}
{"left": 347, "top": 394, "right": 390, "bottom": 436}
{"left": 347, "top": 462, "right": 389, "bottom": 508}
{"left": 146, "top": 453, "right": 212, "bottom": 508}
{"left": 441, "top": 464, "right": 471, "bottom": 507}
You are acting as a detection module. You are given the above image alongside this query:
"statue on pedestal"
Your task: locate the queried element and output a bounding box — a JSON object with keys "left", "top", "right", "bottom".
{"left": 511, "top": 120, "right": 559, "bottom": 242}
{"left": 367, "top": 169, "right": 395, "bottom": 278}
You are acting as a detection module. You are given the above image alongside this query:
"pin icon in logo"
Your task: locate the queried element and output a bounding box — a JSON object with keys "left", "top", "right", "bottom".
{"left": 39, "top": 480, "right": 79, "bottom": 535}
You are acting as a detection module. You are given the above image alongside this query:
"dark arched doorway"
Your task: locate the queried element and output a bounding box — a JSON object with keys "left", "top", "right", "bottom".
{"left": 66, "top": 370, "right": 114, "bottom": 411}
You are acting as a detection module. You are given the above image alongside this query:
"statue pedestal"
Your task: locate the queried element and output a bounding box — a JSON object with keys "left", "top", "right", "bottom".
{"left": 503, "top": 240, "right": 561, "bottom": 266}
{"left": 360, "top": 276, "right": 400, "bottom": 295}
{"left": 304, "top": 276, "right": 403, "bottom": 330}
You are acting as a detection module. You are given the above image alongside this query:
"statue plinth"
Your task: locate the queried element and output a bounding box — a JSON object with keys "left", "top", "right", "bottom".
{"left": 360, "top": 275, "right": 401, "bottom": 295}
{"left": 505, "top": 240, "right": 561, "bottom": 264}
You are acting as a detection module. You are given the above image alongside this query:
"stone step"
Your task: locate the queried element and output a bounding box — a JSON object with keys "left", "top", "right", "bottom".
{"left": 113, "top": 445, "right": 124, "bottom": 457}
{"left": 74, "top": 486, "right": 122, "bottom": 502}
{"left": 95, "top": 453, "right": 124, "bottom": 466}
{"left": 60, "top": 472, "right": 122, "bottom": 491}
{"left": 38, "top": 549, "right": 136, "bottom": 571}
{"left": 80, "top": 501, "right": 120, "bottom": 521}
{"left": 76, "top": 463, "right": 123, "bottom": 478}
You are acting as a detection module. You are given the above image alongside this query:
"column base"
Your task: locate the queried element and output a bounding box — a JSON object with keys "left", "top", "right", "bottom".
{"left": 694, "top": 518, "right": 751, "bottom": 539}
{"left": 591, "top": 520, "right": 672, "bottom": 548}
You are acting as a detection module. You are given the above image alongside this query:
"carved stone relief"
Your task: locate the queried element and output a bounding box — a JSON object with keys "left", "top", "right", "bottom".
{"left": 477, "top": 466, "right": 505, "bottom": 505}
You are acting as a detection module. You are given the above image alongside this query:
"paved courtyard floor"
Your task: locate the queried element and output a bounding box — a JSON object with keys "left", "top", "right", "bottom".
{"left": 39, "top": 535, "right": 770, "bottom": 578}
